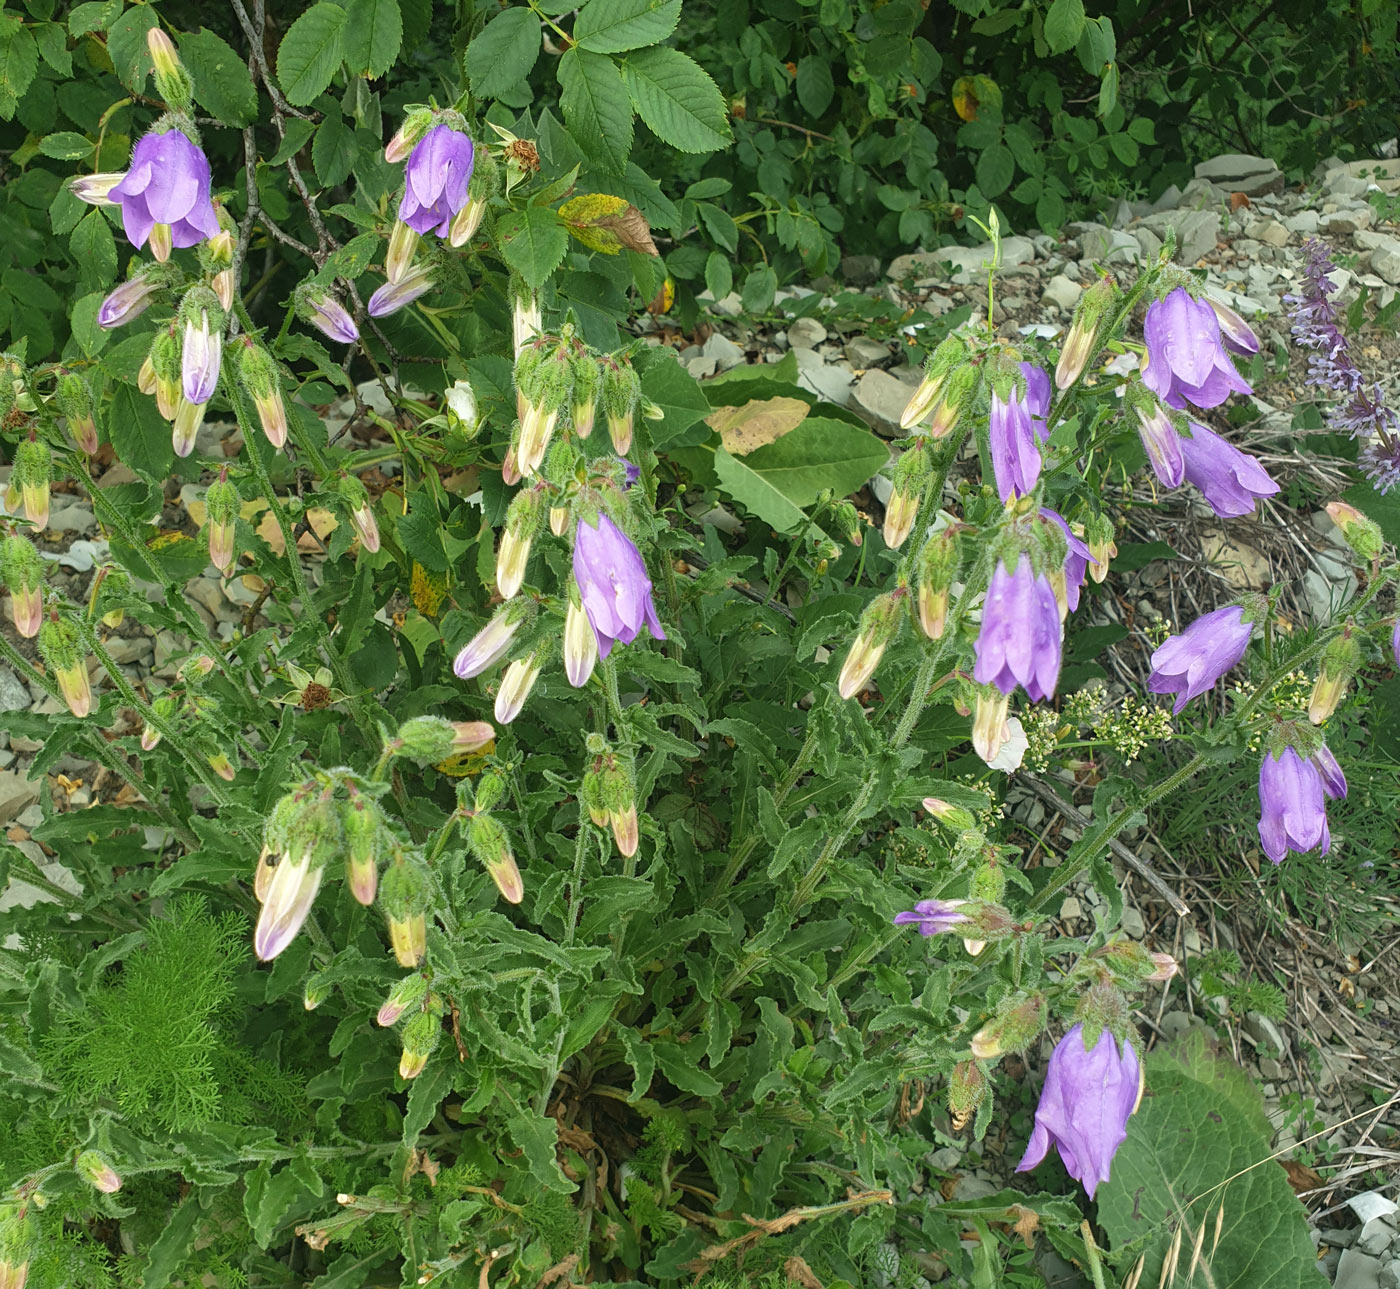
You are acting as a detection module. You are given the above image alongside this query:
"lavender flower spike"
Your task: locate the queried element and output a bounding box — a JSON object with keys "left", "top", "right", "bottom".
{"left": 1016, "top": 1023, "right": 1143, "bottom": 1199}
{"left": 399, "top": 124, "right": 475, "bottom": 237}
{"left": 367, "top": 264, "right": 434, "bottom": 318}
{"left": 108, "top": 127, "right": 221, "bottom": 254}
{"left": 1147, "top": 604, "right": 1255, "bottom": 713}
{"left": 1258, "top": 743, "right": 1339, "bottom": 863}
{"left": 573, "top": 513, "right": 666, "bottom": 659}
{"left": 893, "top": 898, "right": 969, "bottom": 937}
{"left": 1142, "top": 286, "right": 1252, "bottom": 410}
{"left": 182, "top": 310, "right": 221, "bottom": 405}
{"left": 973, "top": 554, "right": 1062, "bottom": 701}
{"left": 989, "top": 363, "right": 1050, "bottom": 502}
{"left": 1181, "top": 421, "right": 1279, "bottom": 517}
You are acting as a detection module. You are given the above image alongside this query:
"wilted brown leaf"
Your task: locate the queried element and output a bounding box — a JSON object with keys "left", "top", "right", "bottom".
{"left": 783, "top": 1255, "right": 825, "bottom": 1288}
{"left": 1280, "top": 1158, "right": 1324, "bottom": 1193}
{"left": 595, "top": 205, "right": 659, "bottom": 255}
{"left": 706, "top": 396, "right": 810, "bottom": 454}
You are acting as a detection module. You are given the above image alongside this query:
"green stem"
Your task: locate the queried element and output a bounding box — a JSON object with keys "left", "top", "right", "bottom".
{"left": 601, "top": 655, "right": 626, "bottom": 734}
{"left": 564, "top": 813, "right": 590, "bottom": 948}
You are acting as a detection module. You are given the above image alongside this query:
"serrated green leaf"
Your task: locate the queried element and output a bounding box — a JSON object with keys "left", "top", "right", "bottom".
{"left": 975, "top": 143, "right": 1014, "bottom": 198}
{"left": 795, "top": 55, "right": 834, "bottom": 116}
{"left": 506, "top": 1107, "right": 574, "bottom": 1191}
{"left": 39, "top": 130, "right": 92, "bottom": 159}
{"left": 558, "top": 47, "right": 633, "bottom": 176}
{"left": 402, "top": 1059, "right": 453, "bottom": 1148}
{"left": 277, "top": 3, "right": 348, "bottom": 107}
{"left": 465, "top": 7, "right": 541, "bottom": 100}
{"left": 107, "top": 383, "right": 175, "bottom": 482}
{"left": 139, "top": 1196, "right": 202, "bottom": 1289}
{"left": 622, "top": 46, "right": 731, "bottom": 154}
{"left": 33, "top": 22, "right": 71, "bottom": 76}
{"left": 342, "top": 0, "right": 401, "bottom": 76}
{"left": 312, "top": 113, "right": 357, "bottom": 187}
{"left": 71, "top": 208, "right": 117, "bottom": 291}
{"left": 652, "top": 1039, "right": 722, "bottom": 1096}
{"left": 498, "top": 205, "right": 568, "bottom": 289}
{"left": 101, "top": 6, "right": 152, "bottom": 90}
{"left": 1044, "top": 0, "right": 1085, "bottom": 53}
{"left": 180, "top": 28, "right": 258, "bottom": 127}
{"left": 574, "top": 0, "right": 681, "bottom": 53}
{"left": 704, "top": 250, "right": 732, "bottom": 306}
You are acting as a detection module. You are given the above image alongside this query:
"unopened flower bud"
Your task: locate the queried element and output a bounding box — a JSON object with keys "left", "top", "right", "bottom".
{"left": 599, "top": 751, "right": 639, "bottom": 858}
{"left": 928, "top": 364, "right": 980, "bottom": 438}
{"left": 385, "top": 219, "right": 420, "bottom": 285}
{"left": 14, "top": 438, "right": 51, "bottom": 530}
{"left": 380, "top": 856, "right": 430, "bottom": 967}
{"left": 148, "top": 326, "right": 181, "bottom": 418}
{"left": 149, "top": 221, "right": 173, "bottom": 263}
{"left": 513, "top": 290, "right": 542, "bottom": 358}
{"left": 900, "top": 334, "right": 967, "bottom": 429}
{"left": 172, "top": 397, "right": 206, "bottom": 457}
{"left": 497, "top": 489, "right": 542, "bottom": 598}
{"left": 971, "top": 686, "right": 1011, "bottom": 766}
{"left": 74, "top": 1149, "right": 122, "bottom": 1194}
{"left": 303, "top": 971, "right": 330, "bottom": 1010}
{"left": 377, "top": 973, "right": 429, "bottom": 1026}
{"left": 1324, "top": 500, "right": 1383, "bottom": 563}
{"left": 563, "top": 589, "right": 598, "bottom": 688}
{"left": 467, "top": 811, "right": 523, "bottom": 903}
{"left": 367, "top": 263, "right": 434, "bottom": 318}
{"left": 40, "top": 617, "right": 91, "bottom": 718}
{"left": 141, "top": 694, "right": 177, "bottom": 750}
{"left": 208, "top": 753, "right": 236, "bottom": 781}
{"left": 69, "top": 172, "right": 124, "bottom": 205}
{"left": 1205, "top": 295, "right": 1260, "bottom": 356}
{"left": 448, "top": 195, "right": 487, "bottom": 246}
{"left": 138, "top": 354, "right": 158, "bottom": 395}
{"left": 948, "top": 1059, "right": 988, "bottom": 1131}
{"left": 339, "top": 475, "right": 379, "bottom": 553}
{"left": 1084, "top": 512, "right": 1116, "bottom": 583}
{"left": 238, "top": 342, "right": 288, "bottom": 449}
{"left": 399, "top": 1009, "right": 440, "bottom": 1079}
{"left": 451, "top": 721, "right": 494, "bottom": 753}
{"left": 385, "top": 109, "right": 434, "bottom": 163}
{"left": 147, "top": 28, "right": 192, "bottom": 108}
{"left": 1055, "top": 276, "right": 1116, "bottom": 389}
{"left": 453, "top": 601, "right": 529, "bottom": 679}
{"left": 837, "top": 591, "right": 903, "bottom": 700}
{"left": 602, "top": 360, "right": 641, "bottom": 456}
{"left": 571, "top": 353, "right": 601, "bottom": 437}
{"left": 1128, "top": 385, "right": 1184, "bottom": 489}
{"left": 884, "top": 444, "right": 929, "bottom": 549}
{"left": 395, "top": 716, "right": 464, "bottom": 762}
{"left": 444, "top": 380, "right": 478, "bottom": 438}
{"left": 970, "top": 992, "right": 1046, "bottom": 1060}
{"left": 1309, "top": 629, "right": 1359, "bottom": 724}
{"left": 205, "top": 473, "right": 240, "bottom": 573}
{"left": 55, "top": 372, "right": 99, "bottom": 454}
{"left": 2, "top": 535, "right": 44, "bottom": 638}
{"left": 1147, "top": 953, "right": 1179, "bottom": 981}
{"left": 495, "top": 650, "right": 542, "bottom": 724}
{"left": 299, "top": 287, "right": 360, "bottom": 344}
{"left": 341, "top": 792, "right": 383, "bottom": 906}
{"left": 922, "top": 797, "right": 976, "bottom": 830}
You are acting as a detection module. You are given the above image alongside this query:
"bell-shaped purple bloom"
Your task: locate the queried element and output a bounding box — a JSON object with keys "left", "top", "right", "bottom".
{"left": 108, "top": 128, "right": 221, "bottom": 252}
{"left": 1041, "top": 508, "right": 1096, "bottom": 613}
{"left": 572, "top": 513, "right": 666, "bottom": 659}
{"left": 893, "top": 898, "right": 969, "bottom": 936}
{"left": 1205, "top": 297, "right": 1260, "bottom": 356}
{"left": 1181, "top": 421, "right": 1279, "bottom": 518}
{"left": 1142, "top": 287, "right": 1252, "bottom": 410}
{"left": 1017, "top": 1023, "right": 1142, "bottom": 1199}
{"left": 973, "top": 554, "right": 1062, "bottom": 701}
{"left": 1258, "top": 743, "right": 1342, "bottom": 863}
{"left": 398, "top": 125, "right": 475, "bottom": 237}
{"left": 99, "top": 275, "right": 160, "bottom": 329}
{"left": 989, "top": 363, "right": 1051, "bottom": 502}
{"left": 1392, "top": 618, "right": 1400, "bottom": 670}
{"left": 1132, "top": 399, "right": 1185, "bottom": 489}
{"left": 367, "top": 264, "right": 434, "bottom": 318}
{"left": 1147, "top": 604, "right": 1254, "bottom": 713}
{"left": 308, "top": 294, "right": 359, "bottom": 344}
{"left": 182, "top": 310, "right": 221, "bottom": 405}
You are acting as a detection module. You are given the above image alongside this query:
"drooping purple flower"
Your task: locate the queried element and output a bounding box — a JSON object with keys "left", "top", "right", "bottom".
{"left": 108, "top": 128, "right": 221, "bottom": 252}
{"left": 98, "top": 275, "right": 160, "bottom": 329}
{"left": 307, "top": 293, "right": 360, "bottom": 344}
{"left": 1392, "top": 618, "right": 1400, "bottom": 670}
{"left": 1181, "top": 421, "right": 1280, "bottom": 517}
{"left": 398, "top": 124, "right": 475, "bottom": 237}
{"left": 1147, "top": 604, "right": 1255, "bottom": 713}
{"left": 1258, "top": 743, "right": 1342, "bottom": 863}
{"left": 572, "top": 512, "right": 666, "bottom": 659}
{"left": 973, "top": 554, "right": 1061, "bottom": 702}
{"left": 1142, "top": 287, "right": 1252, "bottom": 410}
{"left": 181, "top": 310, "right": 221, "bottom": 405}
{"left": 617, "top": 457, "right": 641, "bottom": 489}
{"left": 989, "top": 363, "right": 1051, "bottom": 502}
{"left": 1132, "top": 398, "right": 1185, "bottom": 489}
{"left": 367, "top": 264, "right": 434, "bottom": 318}
{"left": 1016, "top": 1023, "right": 1142, "bottom": 1199}
{"left": 1041, "top": 508, "right": 1096, "bottom": 614}
{"left": 893, "top": 898, "right": 969, "bottom": 937}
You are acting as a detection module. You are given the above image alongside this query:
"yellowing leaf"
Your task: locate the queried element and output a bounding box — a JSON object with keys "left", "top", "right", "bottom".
{"left": 706, "top": 397, "right": 810, "bottom": 454}
{"left": 410, "top": 562, "right": 449, "bottom": 616}
{"left": 952, "top": 74, "right": 1001, "bottom": 122}
{"left": 559, "top": 192, "right": 659, "bottom": 255}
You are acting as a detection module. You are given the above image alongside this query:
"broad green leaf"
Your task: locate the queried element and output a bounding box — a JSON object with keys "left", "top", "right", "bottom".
{"left": 714, "top": 446, "right": 807, "bottom": 533}
{"left": 39, "top": 130, "right": 92, "bottom": 160}
{"left": 34, "top": 22, "right": 71, "bottom": 76}
{"left": 704, "top": 249, "right": 732, "bottom": 304}
{"left": 312, "top": 113, "right": 357, "bottom": 188}
{"left": 71, "top": 209, "right": 117, "bottom": 291}
{"left": 574, "top": 0, "right": 681, "bottom": 53}
{"left": 622, "top": 46, "right": 731, "bottom": 154}
{"left": 1098, "top": 61, "right": 1120, "bottom": 117}
{"left": 558, "top": 47, "right": 633, "bottom": 175}
{"left": 741, "top": 263, "right": 776, "bottom": 313}
{"left": 1044, "top": 0, "right": 1085, "bottom": 54}
{"left": 506, "top": 1107, "right": 574, "bottom": 1191}
{"left": 1035, "top": 186, "right": 1066, "bottom": 231}
{"left": 795, "top": 55, "right": 835, "bottom": 116}
{"left": 652, "top": 1040, "right": 722, "bottom": 1096}
{"left": 70, "top": 291, "right": 107, "bottom": 356}
{"left": 102, "top": 5, "right": 154, "bottom": 91}
{"left": 465, "top": 8, "right": 541, "bottom": 100}
{"left": 498, "top": 205, "right": 568, "bottom": 289}
{"left": 107, "top": 383, "right": 175, "bottom": 482}
{"left": 1108, "top": 132, "right": 1138, "bottom": 166}
{"left": 277, "top": 3, "right": 348, "bottom": 107}
{"left": 638, "top": 346, "right": 712, "bottom": 450}
{"left": 139, "top": 1197, "right": 202, "bottom": 1289}
{"left": 342, "top": 0, "right": 401, "bottom": 77}
{"left": 975, "top": 143, "right": 1014, "bottom": 199}
{"left": 1098, "top": 1033, "right": 1327, "bottom": 1288}
{"left": 1127, "top": 115, "right": 1156, "bottom": 144}
{"left": 180, "top": 27, "right": 258, "bottom": 126}
{"left": 737, "top": 417, "right": 888, "bottom": 506}
{"left": 402, "top": 1059, "right": 453, "bottom": 1147}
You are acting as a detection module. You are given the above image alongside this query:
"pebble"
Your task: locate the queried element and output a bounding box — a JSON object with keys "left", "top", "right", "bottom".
{"left": 844, "top": 336, "right": 890, "bottom": 367}
{"left": 1120, "top": 906, "right": 1146, "bottom": 939}
{"left": 0, "top": 667, "right": 29, "bottom": 713}
{"left": 840, "top": 254, "right": 881, "bottom": 285}
{"left": 104, "top": 636, "right": 154, "bottom": 666}
{"left": 1193, "top": 152, "right": 1285, "bottom": 196}
{"left": 701, "top": 332, "right": 745, "bottom": 371}
{"left": 787, "top": 316, "right": 828, "bottom": 349}
{"left": 0, "top": 769, "right": 41, "bottom": 825}
{"left": 852, "top": 369, "right": 913, "bottom": 435}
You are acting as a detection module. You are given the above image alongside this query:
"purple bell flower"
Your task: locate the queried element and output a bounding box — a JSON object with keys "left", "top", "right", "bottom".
{"left": 181, "top": 310, "right": 221, "bottom": 405}
{"left": 1132, "top": 398, "right": 1185, "bottom": 489}
{"left": 1147, "top": 604, "right": 1255, "bottom": 713}
{"left": 1181, "top": 421, "right": 1279, "bottom": 518}
{"left": 108, "top": 128, "right": 221, "bottom": 253}
{"left": 98, "top": 275, "right": 160, "bottom": 329}
{"left": 398, "top": 124, "right": 475, "bottom": 237}
{"left": 307, "top": 293, "right": 359, "bottom": 344}
{"left": 1392, "top": 619, "right": 1400, "bottom": 670}
{"left": 367, "top": 264, "right": 434, "bottom": 318}
{"left": 1041, "top": 508, "right": 1096, "bottom": 614}
{"left": 572, "top": 513, "right": 666, "bottom": 659}
{"left": 973, "top": 554, "right": 1062, "bottom": 701}
{"left": 893, "top": 898, "right": 969, "bottom": 937}
{"left": 1258, "top": 742, "right": 1344, "bottom": 863}
{"left": 1016, "top": 1023, "right": 1143, "bottom": 1199}
{"left": 1142, "top": 287, "right": 1252, "bottom": 410}
{"left": 989, "top": 363, "right": 1050, "bottom": 502}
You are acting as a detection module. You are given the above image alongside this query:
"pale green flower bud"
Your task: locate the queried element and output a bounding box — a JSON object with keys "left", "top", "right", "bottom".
{"left": 40, "top": 617, "right": 91, "bottom": 718}
{"left": 1324, "top": 500, "right": 1384, "bottom": 563}
{"left": 13, "top": 438, "right": 50, "bottom": 530}
{"left": 384, "top": 219, "right": 420, "bottom": 285}
{"left": 380, "top": 855, "right": 429, "bottom": 967}
{"left": 601, "top": 359, "right": 641, "bottom": 456}
{"left": 1309, "top": 629, "right": 1359, "bottom": 725}
{"left": 341, "top": 791, "right": 382, "bottom": 906}
{"left": 377, "top": 973, "right": 428, "bottom": 1026}
{"left": 970, "top": 991, "right": 1046, "bottom": 1060}
{"left": 467, "top": 812, "right": 522, "bottom": 904}
{"left": 238, "top": 341, "right": 287, "bottom": 449}
{"left": 205, "top": 472, "right": 240, "bottom": 574}
{"left": 76, "top": 1149, "right": 122, "bottom": 1194}
{"left": 55, "top": 372, "right": 99, "bottom": 455}
{"left": 1, "top": 536, "right": 44, "bottom": 638}
{"left": 398, "top": 1009, "right": 440, "bottom": 1079}
{"left": 571, "top": 353, "right": 601, "bottom": 437}
{"left": 837, "top": 591, "right": 904, "bottom": 700}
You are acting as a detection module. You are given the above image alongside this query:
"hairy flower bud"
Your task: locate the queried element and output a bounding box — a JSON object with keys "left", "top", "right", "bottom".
{"left": 386, "top": 109, "right": 435, "bottom": 163}
{"left": 74, "top": 1149, "right": 122, "bottom": 1194}
{"left": 901, "top": 334, "right": 967, "bottom": 429}
{"left": 922, "top": 796, "right": 976, "bottom": 831}
{"left": 599, "top": 751, "right": 639, "bottom": 858}
{"left": 398, "top": 1009, "right": 440, "bottom": 1079}
{"left": 238, "top": 342, "right": 288, "bottom": 449}
{"left": 171, "top": 397, "right": 206, "bottom": 457}
{"left": 380, "top": 855, "right": 430, "bottom": 967}
{"left": 40, "top": 617, "right": 91, "bottom": 718}
{"left": 1084, "top": 512, "right": 1116, "bottom": 583}
{"left": 601, "top": 359, "right": 641, "bottom": 456}
{"left": 1309, "top": 629, "right": 1359, "bottom": 724}
{"left": 884, "top": 443, "right": 930, "bottom": 549}
{"left": 395, "top": 715, "right": 493, "bottom": 762}
{"left": 563, "top": 588, "right": 598, "bottom": 688}
{"left": 55, "top": 372, "right": 99, "bottom": 454}
{"left": 0, "top": 1202, "right": 37, "bottom": 1288}
{"left": 204, "top": 472, "right": 240, "bottom": 574}
{"left": 367, "top": 263, "right": 435, "bottom": 318}
{"left": 516, "top": 349, "right": 572, "bottom": 476}
{"left": 1127, "top": 384, "right": 1185, "bottom": 489}
{"left": 2, "top": 536, "right": 44, "bottom": 638}
{"left": 341, "top": 791, "right": 383, "bottom": 906}
{"left": 467, "top": 811, "right": 523, "bottom": 904}
{"left": 916, "top": 527, "right": 960, "bottom": 640}
{"left": 378, "top": 973, "right": 429, "bottom": 1027}
{"left": 254, "top": 788, "right": 337, "bottom": 960}
{"left": 837, "top": 591, "right": 903, "bottom": 700}
{"left": 338, "top": 475, "right": 379, "bottom": 553}
{"left": 444, "top": 379, "right": 478, "bottom": 438}
{"left": 495, "top": 650, "right": 542, "bottom": 724}
{"left": 497, "top": 488, "right": 543, "bottom": 599}
{"left": 970, "top": 992, "right": 1046, "bottom": 1060}
{"left": 13, "top": 438, "right": 50, "bottom": 530}
{"left": 149, "top": 327, "right": 181, "bottom": 419}
{"left": 948, "top": 1059, "right": 989, "bottom": 1131}
{"left": 1324, "top": 500, "right": 1384, "bottom": 563}
{"left": 928, "top": 363, "right": 980, "bottom": 439}
{"left": 1055, "top": 276, "right": 1116, "bottom": 389}
{"left": 570, "top": 352, "right": 601, "bottom": 437}
{"left": 147, "top": 28, "right": 192, "bottom": 109}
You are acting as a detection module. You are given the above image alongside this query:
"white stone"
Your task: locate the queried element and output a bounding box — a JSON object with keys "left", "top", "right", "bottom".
{"left": 1040, "top": 274, "right": 1082, "bottom": 311}
{"left": 701, "top": 332, "right": 745, "bottom": 371}
{"left": 853, "top": 369, "right": 913, "bottom": 434}
{"left": 786, "top": 316, "right": 828, "bottom": 349}
{"left": 1193, "top": 153, "right": 1284, "bottom": 195}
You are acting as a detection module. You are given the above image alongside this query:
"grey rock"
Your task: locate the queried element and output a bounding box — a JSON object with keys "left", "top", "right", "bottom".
{"left": 46, "top": 503, "right": 97, "bottom": 535}
{"left": 844, "top": 336, "right": 891, "bottom": 368}
{"left": 787, "top": 316, "right": 828, "bottom": 349}
{"left": 1133, "top": 226, "right": 1164, "bottom": 260}
{"left": 797, "top": 363, "right": 854, "bottom": 408}
{"left": 1109, "top": 197, "right": 1134, "bottom": 229}
{"left": 0, "top": 770, "right": 40, "bottom": 826}
{"left": 889, "top": 236, "right": 1034, "bottom": 283}
{"left": 710, "top": 291, "right": 744, "bottom": 319}
{"left": 1378, "top": 1263, "right": 1400, "bottom": 1289}
{"left": 1032, "top": 233, "right": 1057, "bottom": 257}
{"left": 887, "top": 363, "right": 925, "bottom": 386}
{"left": 1059, "top": 897, "right": 1082, "bottom": 921}
{"left": 1321, "top": 207, "right": 1373, "bottom": 235}
{"left": 840, "top": 254, "right": 881, "bottom": 285}
{"left": 1169, "top": 210, "right": 1222, "bottom": 264}
{"left": 1078, "top": 225, "right": 1140, "bottom": 264}
{"left": 1325, "top": 169, "right": 1372, "bottom": 200}
{"left": 1245, "top": 217, "right": 1290, "bottom": 248}
{"left": 104, "top": 635, "right": 154, "bottom": 666}
{"left": 684, "top": 354, "right": 718, "bottom": 379}
{"left": 1149, "top": 183, "right": 1183, "bottom": 212}
{"left": 1284, "top": 209, "right": 1321, "bottom": 236}
{"left": 701, "top": 332, "right": 745, "bottom": 371}
{"left": 1178, "top": 176, "right": 1225, "bottom": 208}
{"left": 1368, "top": 239, "right": 1400, "bottom": 286}
{"left": 1120, "top": 906, "right": 1146, "bottom": 939}
{"left": 1041, "top": 274, "right": 1082, "bottom": 312}
{"left": 1193, "top": 153, "right": 1285, "bottom": 195}
{"left": 852, "top": 369, "right": 913, "bottom": 434}
{"left": 0, "top": 667, "right": 28, "bottom": 714}
{"left": 1245, "top": 1012, "right": 1287, "bottom": 1056}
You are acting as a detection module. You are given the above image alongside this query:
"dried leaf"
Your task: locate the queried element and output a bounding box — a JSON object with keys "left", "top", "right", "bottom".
{"left": 594, "top": 205, "right": 659, "bottom": 255}
{"left": 706, "top": 396, "right": 810, "bottom": 454}
{"left": 1280, "top": 1158, "right": 1324, "bottom": 1194}
{"left": 783, "top": 1255, "right": 825, "bottom": 1289}
{"left": 1009, "top": 1204, "right": 1041, "bottom": 1247}
{"left": 557, "top": 193, "right": 656, "bottom": 255}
